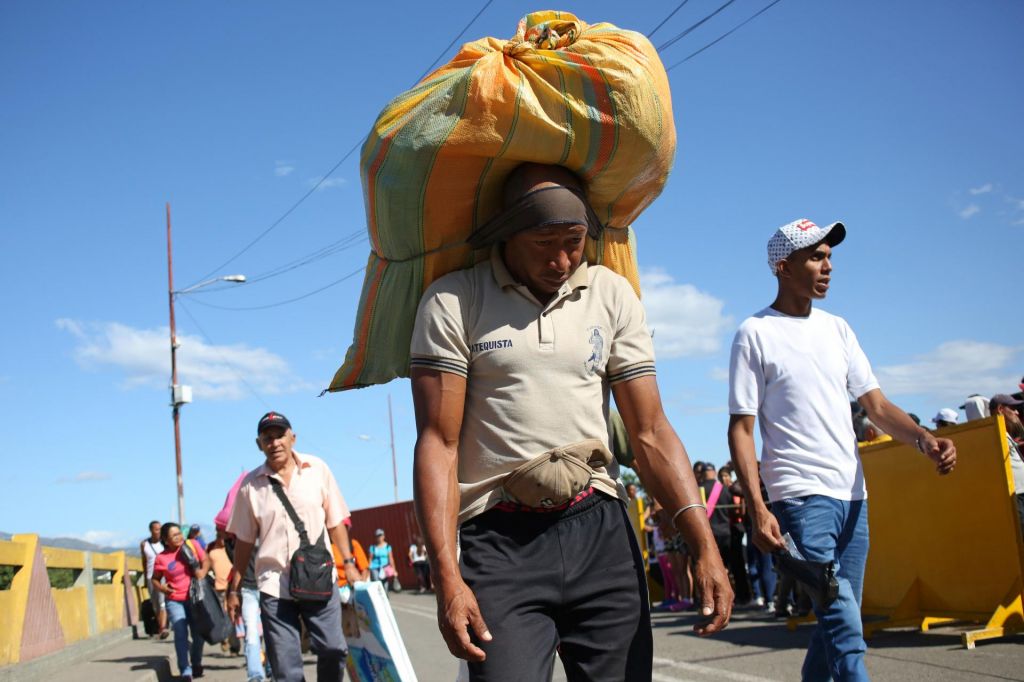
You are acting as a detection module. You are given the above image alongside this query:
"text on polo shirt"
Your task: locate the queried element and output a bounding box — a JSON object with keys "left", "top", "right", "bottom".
{"left": 470, "top": 339, "right": 514, "bottom": 353}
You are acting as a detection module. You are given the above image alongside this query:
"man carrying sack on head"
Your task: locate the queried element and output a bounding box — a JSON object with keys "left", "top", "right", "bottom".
{"left": 410, "top": 164, "right": 733, "bottom": 682}
{"left": 226, "top": 412, "right": 362, "bottom": 682}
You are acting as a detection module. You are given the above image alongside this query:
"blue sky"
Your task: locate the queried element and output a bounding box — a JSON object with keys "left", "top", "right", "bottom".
{"left": 1, "top": 1, "right": 1020, "bottom": 547}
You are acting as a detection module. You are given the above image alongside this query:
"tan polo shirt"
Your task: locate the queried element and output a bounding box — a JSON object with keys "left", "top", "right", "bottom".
{"left": 226, "top": 452, "right": 349, "bottom": 598}
{"left": 410, "top": 247, "right": 656, "bottom": 523}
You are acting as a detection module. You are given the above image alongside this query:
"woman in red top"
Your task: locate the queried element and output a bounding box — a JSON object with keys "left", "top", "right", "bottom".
{"left": 152, "top": 522, "right": 211, "bottom": 681}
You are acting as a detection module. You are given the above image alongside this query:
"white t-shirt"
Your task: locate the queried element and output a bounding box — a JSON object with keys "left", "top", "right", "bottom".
{"left": 142, "top": 539, "right": 163, "bottom": 579}
{"left": 1006, "top": 436, "right": 1024, "bottom": 495}
{"left": 729, "top": 307, "right": 879, "bottom": 502}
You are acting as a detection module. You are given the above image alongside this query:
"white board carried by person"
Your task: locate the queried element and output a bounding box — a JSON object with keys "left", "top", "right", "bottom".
{"left": 344, "top": 581, "right": 417, "bottom": 682}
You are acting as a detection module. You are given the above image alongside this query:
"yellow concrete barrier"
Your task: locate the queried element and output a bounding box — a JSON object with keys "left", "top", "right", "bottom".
{"left": 0, "top": 535, "right": 145, "bottom": 666}
{"left": 860, "top": 416, "right": 1024, "bottom": 647}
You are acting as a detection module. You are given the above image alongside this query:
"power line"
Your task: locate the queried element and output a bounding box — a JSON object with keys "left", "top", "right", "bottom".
{"left": 190, "top": 230, "right": 368, "bottom": 293}
{"left": 186, "top": 138, "right": 366, "bottom": 288}
{"left": 655, "top": 0, "right": 739, "bottom": 52}
{"left": 414, "top": 0, "right": 496, "bottom": 84}
{"left": 175, "top": 299, "right": 273, "bottom": 410}
{"left": 647, "top": 0, "right": 692, "bottom": 39}
{"left": 186, "top": 266, "right": 365, "bottom": 311}
{"left": 666, "top": 0, "right": 785, "bottom": 71}
{"left": 186, "top": 0, "right": 497, "bottom": 292}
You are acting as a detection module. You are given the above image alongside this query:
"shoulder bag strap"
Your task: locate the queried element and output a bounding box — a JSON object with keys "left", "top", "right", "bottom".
{"left": 705, "top": 481, "right": 724, "bottom": 519}
{"left": 268, "top": 477, "right": 312, "bottom": 547}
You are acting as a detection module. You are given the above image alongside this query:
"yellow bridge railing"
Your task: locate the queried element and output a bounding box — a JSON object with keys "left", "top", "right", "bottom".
{"left": 0, "top": 534, "right": 146, "bottom": 666}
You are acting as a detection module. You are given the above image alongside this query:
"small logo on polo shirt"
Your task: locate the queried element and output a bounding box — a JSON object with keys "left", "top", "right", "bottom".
{"left": 470, "top": 338, "right": 513, "bottom": 354}
{"left": 584, "top": 326, "right": 605, "bottom": 375}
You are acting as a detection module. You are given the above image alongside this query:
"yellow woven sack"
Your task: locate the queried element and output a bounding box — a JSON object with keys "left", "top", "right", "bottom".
{"left": 329, "top": 10, "right": 675, "bottom": 391}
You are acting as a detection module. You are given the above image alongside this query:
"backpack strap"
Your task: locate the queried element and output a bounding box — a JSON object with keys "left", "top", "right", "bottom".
{"left": 268, "top": 477, "right": 312, "bottom": 547}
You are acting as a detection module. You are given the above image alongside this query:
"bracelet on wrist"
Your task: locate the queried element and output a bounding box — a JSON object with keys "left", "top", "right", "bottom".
{"left": 671, "top": 502, "right": 707, "bottom": 527}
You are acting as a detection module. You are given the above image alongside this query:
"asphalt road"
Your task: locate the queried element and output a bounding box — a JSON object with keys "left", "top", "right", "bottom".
{"left": 25, "top": 590, "right": 1023, "bottom": 681}
{"left": 390, "top": 591, "right": 1024, "bottom": 682}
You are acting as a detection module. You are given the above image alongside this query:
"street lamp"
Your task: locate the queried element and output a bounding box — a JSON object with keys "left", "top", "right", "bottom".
{"left": 165, "top": 202, "right": 246, "bottom": 525}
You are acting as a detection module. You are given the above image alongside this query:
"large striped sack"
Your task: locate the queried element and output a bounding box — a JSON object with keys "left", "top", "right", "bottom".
{"left": 329, "top": 10, "right": 675, "bottom": 391}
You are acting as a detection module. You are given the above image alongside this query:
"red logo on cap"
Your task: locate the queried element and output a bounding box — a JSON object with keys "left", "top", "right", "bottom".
{"left": 795, "top": 219, "right": 816, "bottom": 232}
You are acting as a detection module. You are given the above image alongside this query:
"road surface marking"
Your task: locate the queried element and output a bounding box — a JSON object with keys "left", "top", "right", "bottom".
{"left": 654, "top": 656, "right": 778, "bottom": 682}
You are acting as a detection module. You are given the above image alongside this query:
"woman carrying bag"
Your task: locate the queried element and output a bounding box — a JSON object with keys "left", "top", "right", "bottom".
{"left": 152, "top": 522, "right": 211, "bottom": 681}
{"left": 369, "top": 528, "right": 395, "bottom": 592}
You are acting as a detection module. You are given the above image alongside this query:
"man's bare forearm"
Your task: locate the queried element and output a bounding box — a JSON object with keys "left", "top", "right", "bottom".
{"left": 413, "top": 436, "right": 462, "bottom": 589}
{"left": 728, "top": 415, "right": 768, "bottom": 518}
{"left": 229, "top": 540, "right": 255, "bottom": 591}
{"left": 327, "top": 523, "right": 354, "bottom": 561}
{"left": 859, "top": 389, "right": 925, "bottom": 445}
{"left": 629, "top": 417, "right": 717, "bottom": 557}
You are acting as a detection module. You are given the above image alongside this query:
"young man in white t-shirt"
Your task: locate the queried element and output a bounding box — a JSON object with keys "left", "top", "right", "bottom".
{"left": 727, "top": 218, "right": 956, "bottom": 681}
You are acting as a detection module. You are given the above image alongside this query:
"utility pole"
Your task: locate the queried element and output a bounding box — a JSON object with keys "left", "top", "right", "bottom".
{"left": 388, "top": 394, "right": 398, "bottom": 503}
{"left": 167, "top": 203, "right": 186, "bottom": 526}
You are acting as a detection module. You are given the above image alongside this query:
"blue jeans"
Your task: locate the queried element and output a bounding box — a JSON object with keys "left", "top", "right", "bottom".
{"left": 773, "top": 496, "right": 869, "bottom": 682}
{"left": 241, "top": 587, "right": 264, "bottom": 680}
{"left": 165, "top": 599, "right": 204, "bottom": 677}
{"left": 746, "top": 541, "right": 777, "bottom": 604}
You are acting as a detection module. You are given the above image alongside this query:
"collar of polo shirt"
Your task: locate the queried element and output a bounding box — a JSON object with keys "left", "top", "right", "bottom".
{"left": 257, "top": 450, "right": 312, "bottom": 479}
{"left": 490, "top": 245, "right": 590, "bottom": 293}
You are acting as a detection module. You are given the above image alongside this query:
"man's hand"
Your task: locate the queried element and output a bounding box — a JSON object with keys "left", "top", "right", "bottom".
{"left": 435, "top": 579, "right": 491, "bottom": 661}
{"left": 343, "top": 563, "right": 362, "bottom": 587}
{"left": 689, "top": 551, "right": 734, "bottom": 636}
{"left": 920, "top": 433, "right": 956, "bottom": 475}
{"left": 750, "top": 506, "right": 787, "bottom": 555}
{"left": 226, "top": 591, "right": 240, "bottom": 621}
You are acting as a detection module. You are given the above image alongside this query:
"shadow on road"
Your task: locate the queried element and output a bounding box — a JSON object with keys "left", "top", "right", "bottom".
{"left": 92, "top": 654, "right": 168, "bottom": 672}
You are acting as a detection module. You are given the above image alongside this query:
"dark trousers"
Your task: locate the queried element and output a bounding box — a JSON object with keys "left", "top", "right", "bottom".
{"left": 413, "top": 561, "right": 431, "bottom": 590}
{"left": 460, "top": 492, "right": 652, "bottom": 682}
{"left": 260, "top": 589, "right": 346, "bottom": 682}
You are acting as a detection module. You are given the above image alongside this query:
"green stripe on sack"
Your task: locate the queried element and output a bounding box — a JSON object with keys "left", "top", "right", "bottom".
{"left": 357, "top": 65, "right": 475, "bottom": 386}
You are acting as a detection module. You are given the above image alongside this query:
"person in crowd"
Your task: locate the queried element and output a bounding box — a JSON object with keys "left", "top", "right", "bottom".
{"left": 990, "top": 394, "right": 1024, "bottom": 536}
{"left": 623, "top": 481, "right": 648, "bottom": 556}
{"left": 932, "top": 408, "right": 959, "bottom": 429}
{"left": 333, "top": 524, "right": 370, "bottom": 594}
{"left": 152, "top": 522, "right": 211, "bottom": 681}
{"left": 702, "top": 465, "right": 752, "bottom": 606}
{"left": 188, "top": 524, "right": 207, "bottom": 551}
{"left": 410, "top": 163, "right": 731, "bottom": 681}
{"left": 735, "top": 471, "right": 777, "bottom": 612}
{"left": 646, "top": 500, "right": 684, "bottom": 611}
{"left": 962, "top": 394, "right": 990, "bottom": 421}
{"left": 854, "top": 415, "right": 889, "bottom": 445}
{"left": 409, "top": 535, "right": 432, "bottom": 593}
{"left": 205, "top": 529, "right": 239, "bottom": 655}
{"left": 226, "top": 411, "right": 361, "bottom": 682}
{"left": 140, "top": 520, "right": 169, "bottom": 639}
{"left": 702, "top": 462, "right": 717, "bottom": 483}
{"left": 369, "top": 529, "right": 396, "bottom": 592}
{"left": 907, "top": 413, "right": 922, "bottom": 427}
{"left": 728, "top": 218, "right": 956, "bottom": 681}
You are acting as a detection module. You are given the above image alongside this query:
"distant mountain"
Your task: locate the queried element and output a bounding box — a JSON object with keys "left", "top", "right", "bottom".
{"left": 0, "top": 532, "right": 134, "bottom": 554}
